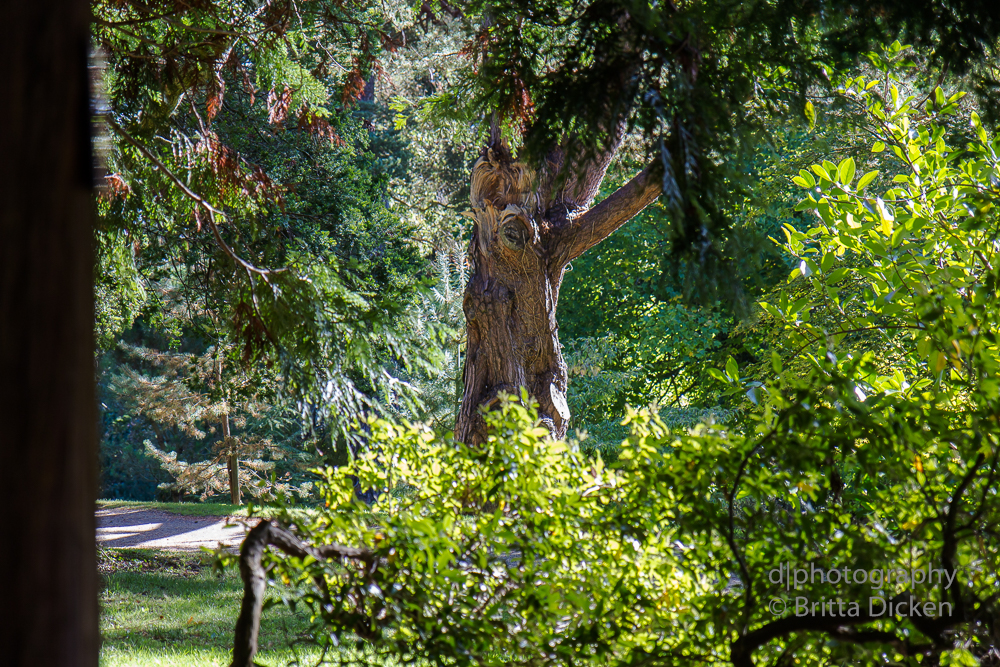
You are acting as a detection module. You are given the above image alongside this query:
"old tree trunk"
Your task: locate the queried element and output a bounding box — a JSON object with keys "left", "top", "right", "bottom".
{"left": 455, "top": 130, "right": 663, "bottom": 446}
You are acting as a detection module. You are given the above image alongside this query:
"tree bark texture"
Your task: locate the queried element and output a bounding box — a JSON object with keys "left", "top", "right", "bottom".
{"left": 455, "top": 133, "right": 663, "bottom": 446}
{"left": 225, "top": 418, "right": 241, "bottom": 505}
{"left": 0, "top": 1, "right": 99, "bottom": 665}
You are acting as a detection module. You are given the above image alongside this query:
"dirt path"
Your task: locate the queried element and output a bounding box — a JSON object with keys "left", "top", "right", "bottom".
{"left": 96, "top": 506, "right": 255, "bottom": 551}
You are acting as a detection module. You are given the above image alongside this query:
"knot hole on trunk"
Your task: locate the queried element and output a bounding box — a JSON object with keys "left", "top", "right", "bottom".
{"left": 501, "top": 217, "right": 528, "bottom": 250}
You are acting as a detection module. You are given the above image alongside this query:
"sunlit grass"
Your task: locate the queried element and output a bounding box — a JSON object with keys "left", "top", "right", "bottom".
{"left": 98, "top": 499, "right": 249, "bottom": 517}
{"left": 99, "top": 549, "right": 324, "bottom": 667}
{"left": 96, "top": 499, "right": 324, "bottom": 523}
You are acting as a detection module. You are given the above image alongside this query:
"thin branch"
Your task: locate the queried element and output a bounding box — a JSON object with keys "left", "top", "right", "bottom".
{"left": 729, "top": 592, "right": 953, "bottom": 667}
{"left": 162, "top": 17, "right": 244, "bottom": 37}
{"left": 790, "top": 324, "right": 923, "bottom": 358}
{"left": 106, "top": 117, "right": 286, "bottom": 281}
{"left": 727, "top": 436, "right": 768, "bottom": 628}
{"left": 230, "top": 520, "right": 374, "bottom": 667}
{"left": 941, "top": 451, "right": 985, "bottom": 617}
{"left": 92, "top": 13, "right": 177, "bottom": 28}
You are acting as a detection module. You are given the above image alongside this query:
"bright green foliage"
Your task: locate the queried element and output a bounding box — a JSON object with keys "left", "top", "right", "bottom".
{"left": 243, "top": 49, "right": 1000, "bottom": 666}
{"left": 250, "top": 379, "right": 997, "bottom": 665}
{"left": 553, "top": 49, "right": 949, "bottom": 447}
{"left": 557, "top": 127, "right": 836, "bottom": 448}
{"left": 770, "top": 43, "right": 995, "bottom": 389}
{"left": 248, "top": 398, "right": 708, "bottom": 666}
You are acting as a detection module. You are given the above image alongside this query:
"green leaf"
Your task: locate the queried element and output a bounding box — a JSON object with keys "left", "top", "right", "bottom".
{"left": 941, "top": 649, "right": 979, "bottom": 667}
{"left": 827, "top": 267, "right": 849, "bottom": 282}
{"left": 725, "top": 356, "right": 739, "bottom": 382}
{"left": 790, "top": 296, "right": 811, "bottom": 314}
{"left": 856, "top": 170, "right": 879, "bottom": 191}
{"left": 876, "top": 197, "right": 893, "bottom": 222}
{"left": 760, "top": 302, "right": 783, "bottom": 318}
{"left": 804, "top": 99, "right": 816, "bottom": 130}
{"left": 872, "top": 141, "right": 886, "bottom": 153}
{"left": 838, "top": 157, "right": 856, "bottom": 185}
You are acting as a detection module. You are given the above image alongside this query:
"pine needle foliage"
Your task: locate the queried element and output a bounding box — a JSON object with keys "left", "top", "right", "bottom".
{"left": 92, "top": 0, "right": 445, "bottom": 446}
{"left": 379, "top": 243, "right": 468, "bottom": 432}
{"left": 108, "top": 341, "right": 315, "bottom": 501}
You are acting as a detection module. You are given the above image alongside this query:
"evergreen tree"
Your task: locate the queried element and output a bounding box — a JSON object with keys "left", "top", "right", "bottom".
{"left": 92, "top": 0, "right": 445, "bottom": 498}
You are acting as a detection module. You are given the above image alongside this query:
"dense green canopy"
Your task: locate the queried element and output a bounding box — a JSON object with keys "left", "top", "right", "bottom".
{"left": 86, "top": 4, "right": 1000, "bottom": 666}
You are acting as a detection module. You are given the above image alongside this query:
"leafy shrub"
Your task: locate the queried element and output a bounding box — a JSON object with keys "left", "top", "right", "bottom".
{"left": 230, "top": 46, "right": 1000, "bottom": 667}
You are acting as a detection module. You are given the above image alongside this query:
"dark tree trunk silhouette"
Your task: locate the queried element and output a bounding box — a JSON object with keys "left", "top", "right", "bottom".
{"left": 0, "top": 0, "right": 99, "bottom": 665}
{"left": 455, "top": 123, "right": 663, "bottom": 446}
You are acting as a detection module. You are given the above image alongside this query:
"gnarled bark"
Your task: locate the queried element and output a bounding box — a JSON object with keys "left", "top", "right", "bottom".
{"left": 455, "top": 132, "right": 663, "bottom": 446}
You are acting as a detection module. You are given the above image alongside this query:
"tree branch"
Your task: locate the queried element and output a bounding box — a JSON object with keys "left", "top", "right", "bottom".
{"left": 550, "top": 160, "right": 663, "bottom": 265}
{"left": 729, "top": 593, "right": 951, "bottom": 667}
{"left": 109, "top": 118, "right": 289, "bottom": 351}
{"left": 230, "top": 519, "right": 374, "bottom": 667}
{"left": 941, "top": 450, "right": 985, "bottom": 617}
{"left": 106, "top": 117, "right": 286, "bottom": 281}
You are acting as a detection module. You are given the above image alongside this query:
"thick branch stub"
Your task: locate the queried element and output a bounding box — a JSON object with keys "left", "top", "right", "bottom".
{"left": 229, "top": 520, "right": 373, "bottom": 667}
{"left": 549, "top": 160, "right": 664, "bottom": 266}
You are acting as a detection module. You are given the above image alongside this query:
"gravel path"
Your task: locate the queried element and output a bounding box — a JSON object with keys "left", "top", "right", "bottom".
{"left": 96, "top": 507, "right": 254, "bottom": 552}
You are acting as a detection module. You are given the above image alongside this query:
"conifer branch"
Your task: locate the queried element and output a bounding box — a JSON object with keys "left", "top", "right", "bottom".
{"left": 106, "top": 118, "right": 286, "bottom": 281}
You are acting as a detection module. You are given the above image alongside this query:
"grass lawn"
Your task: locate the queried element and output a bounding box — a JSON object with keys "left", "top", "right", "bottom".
{"left": 99, "top": 548, "right": 325, "bottom": 667}
{"left": 97, "top": 499, "right": 323, "bottom": 523}
{"left": 98, "top": 499, "right": 250, "bottom": 518}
